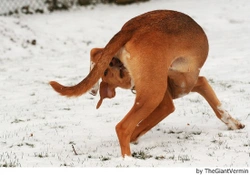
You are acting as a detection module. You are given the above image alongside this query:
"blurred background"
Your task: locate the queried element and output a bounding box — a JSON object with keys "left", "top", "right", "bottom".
{"left": 0, "top": 0, "right": 149, "bottom": 16}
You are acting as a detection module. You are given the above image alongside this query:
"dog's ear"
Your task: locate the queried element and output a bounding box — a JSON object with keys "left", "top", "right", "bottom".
{"left": 90, "top": 48, "right": 103, "bottom": 62}
{"left": 89, "top": 48, "right": 103, "bottom": 96}
{"left": 96, "top": 81, "right": 116, "bottom": 109}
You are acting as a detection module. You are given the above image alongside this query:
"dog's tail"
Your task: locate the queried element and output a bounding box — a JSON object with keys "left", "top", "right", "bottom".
{"left": 49, "top": 30, "right": 132, "bottom": 97}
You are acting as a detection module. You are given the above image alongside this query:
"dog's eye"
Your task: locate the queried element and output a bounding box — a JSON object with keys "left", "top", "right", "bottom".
{"left": 117, "top": 59, "right": 121, "bottom": 64}
{"left": 104, "top": 69, "right": 108, "bottom": 76}
{"left": 109, "top": 62, "right": 114, "bottom": 67}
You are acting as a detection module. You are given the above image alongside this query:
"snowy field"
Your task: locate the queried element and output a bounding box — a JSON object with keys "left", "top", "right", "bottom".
{"left": 0, "top": 0, "right": 250, "bottom": 169}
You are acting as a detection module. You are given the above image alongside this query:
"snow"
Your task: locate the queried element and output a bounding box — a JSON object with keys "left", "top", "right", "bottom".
{"left": 0, "top": 0, "right": 250, "bottom": 169}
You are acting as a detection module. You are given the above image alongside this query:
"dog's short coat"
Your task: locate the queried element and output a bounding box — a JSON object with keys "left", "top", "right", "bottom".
{"left": 50, "top": 10, "right": 245, "bottom": 157}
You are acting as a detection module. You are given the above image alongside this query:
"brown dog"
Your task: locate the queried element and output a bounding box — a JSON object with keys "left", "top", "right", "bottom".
{"left": 50, "top": 10, "right": 245, "bottom": 157}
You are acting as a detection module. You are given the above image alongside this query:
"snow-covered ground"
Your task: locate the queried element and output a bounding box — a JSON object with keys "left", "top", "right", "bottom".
{"left": 0, "top": 0, "right": 249, "bottom": 168}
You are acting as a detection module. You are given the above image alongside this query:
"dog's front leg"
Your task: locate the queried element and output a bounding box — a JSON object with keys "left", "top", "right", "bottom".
{"left": 115, "top": 91, "right": 166, "bottom": 157}
{"left": 130, "top": 90, "right": 175, "bottom": 143}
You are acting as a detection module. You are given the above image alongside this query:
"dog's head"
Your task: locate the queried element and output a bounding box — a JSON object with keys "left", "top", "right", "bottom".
{"left": 89, "top": 48, "right": 132, "bottom": 109}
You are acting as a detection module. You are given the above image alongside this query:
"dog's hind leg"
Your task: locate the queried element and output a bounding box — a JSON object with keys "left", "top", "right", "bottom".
{"left": 130, "top": 90, "right": 175, "bottom": 143}
{"left": 191, "top": 76, "right": 245, "bottom": 129}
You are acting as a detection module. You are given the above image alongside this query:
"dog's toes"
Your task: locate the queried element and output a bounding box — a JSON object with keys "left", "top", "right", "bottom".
{"left": 234, "top": 122, "right": 245, "bottom": 130}
{"left": 227, "top": 118, "right": 245, "bottom": 130}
